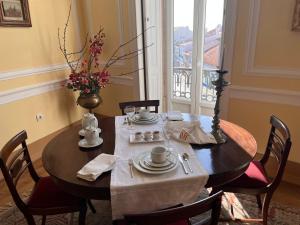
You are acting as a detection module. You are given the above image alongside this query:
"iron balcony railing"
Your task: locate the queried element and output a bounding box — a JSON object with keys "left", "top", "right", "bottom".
{"left": 173, "top": 67, "right": 218, "bottom": 103}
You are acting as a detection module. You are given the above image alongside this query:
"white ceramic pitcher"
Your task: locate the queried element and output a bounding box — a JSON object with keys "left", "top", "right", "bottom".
{"left": 82, "top": 113, "right": 98, "bottom": 129}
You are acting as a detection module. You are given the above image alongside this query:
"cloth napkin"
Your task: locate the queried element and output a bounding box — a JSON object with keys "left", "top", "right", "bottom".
{"left": 167, "top": 111, "right": 183, "bottom": 121}
{"left": 77, "top": 153, "right": 117, "bottom": 181}
{"left": 165, "top": 120, "right": 217, "bottom": 144}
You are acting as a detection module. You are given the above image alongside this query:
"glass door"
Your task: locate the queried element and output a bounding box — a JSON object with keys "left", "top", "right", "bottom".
{"left": 166, "top": 0, "right": 225, "bottom": 115}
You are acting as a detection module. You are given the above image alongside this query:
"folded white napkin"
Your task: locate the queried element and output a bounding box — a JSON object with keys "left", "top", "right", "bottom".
{"left": 167, "top": 111, "right": 183, "bottom": 121}
{"left": 77, "top": 153, "right": 117, "bottom": 181}
{"left": 165, "top": 121, "right": 216, "bottom": 145}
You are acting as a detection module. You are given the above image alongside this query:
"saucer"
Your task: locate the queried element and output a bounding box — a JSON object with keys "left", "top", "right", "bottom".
{"left": 79, "top": 128, "right": 102, "bottom": 137}
{"left": 78, "top": 137, "right": 103, "bottom": 148}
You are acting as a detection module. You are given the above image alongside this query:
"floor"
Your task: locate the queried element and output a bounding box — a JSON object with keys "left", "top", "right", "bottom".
{"left": 1, "top": 159, "right": 300, "bottom": 209}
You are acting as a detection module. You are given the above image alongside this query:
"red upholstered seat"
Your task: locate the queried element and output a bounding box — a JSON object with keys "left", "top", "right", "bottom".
{"left": 226, "top": 161, "right": 270, "bottom": 188}
{"left": 116, "top": 219, "right": 189, "bottom": 225}
{"left": 27, "top": 176, "right": 82, "bottom": 209}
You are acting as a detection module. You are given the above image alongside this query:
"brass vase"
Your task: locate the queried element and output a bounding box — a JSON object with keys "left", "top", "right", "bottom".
{"left": 77, "top": 93, "right": 102, "bottom": 112}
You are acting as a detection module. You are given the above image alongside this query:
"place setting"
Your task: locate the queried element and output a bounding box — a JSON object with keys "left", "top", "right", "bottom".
{"left": 131, "top": 146, "right": 179, "bottom": 175}
{"left": 124, "top": 106, "right": 160, "bottom": 125}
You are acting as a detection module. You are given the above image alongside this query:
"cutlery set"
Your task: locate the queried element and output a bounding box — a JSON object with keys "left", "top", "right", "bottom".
{"left": 178, "top": 153, "right": 193, "bottom": 174}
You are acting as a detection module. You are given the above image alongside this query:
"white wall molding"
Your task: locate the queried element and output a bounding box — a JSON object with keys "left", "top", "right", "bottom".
{"left": 110, "top": 75, "right": 134, "bottom": 86}
{"left": 0, "top": 79, "right": 66, "bottom": 105}
{"left": 230, "top": 85, "right": 300, "bottom": 106}
{"left": 0, "top": 75, "right": 133, "bottom": 105}
{"left": 244, "top": 0, "right": 300, "bottom": 78}
{"left": 0, "top": 64, "right": 69, "bottom": 81}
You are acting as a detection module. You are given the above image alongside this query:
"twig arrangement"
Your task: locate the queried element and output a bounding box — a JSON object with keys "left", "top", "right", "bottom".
{"left": 58, "top": 4, "right": 153, "bottom": 94}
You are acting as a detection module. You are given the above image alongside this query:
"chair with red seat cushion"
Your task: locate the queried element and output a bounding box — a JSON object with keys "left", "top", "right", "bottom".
{"left": 115, "top": 191, "right": 223, "bottom": 225}
{"left": 213, "top": 115, "right": 292, "bottom": 225}
{"left": 227, "top": 160, "right": 269, "bottom": 189}
{"left": 0, "top": 130, "right": 87, "bottom": 225}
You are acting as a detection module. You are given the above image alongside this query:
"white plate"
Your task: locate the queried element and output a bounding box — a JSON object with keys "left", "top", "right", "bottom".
{"left": 134, "top": 114, "right": 156, "bottom": 121}
{"left": 129, "top": 134, "right": 164, "bottom": 144}
{"left": 132, "top": 151, "right": 178, "bottom": 174}
{"left": 140, "top": 154, "right": 177, "bottom": 171}
{"left": 131, "top": 114, "right": 160, "bottom": 125}
{"left": 78, "top": 137, "right": 103, "bottom": 148}
{"left": 144, "top": 155, "right": 174, "bottom": 168}
{"left": 139, "top": 160, "right": 176, "bottom": 171}
{"left": 79, "top": 128, "right": 102, "bottom": 137}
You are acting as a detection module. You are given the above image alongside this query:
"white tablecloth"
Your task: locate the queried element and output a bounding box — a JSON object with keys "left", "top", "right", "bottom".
{"left": 110, "top": 116, "right": 209, "bottom": 220}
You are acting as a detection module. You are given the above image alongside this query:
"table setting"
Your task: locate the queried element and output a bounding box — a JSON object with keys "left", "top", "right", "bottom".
{"left": 74, "top": 107, "right": 219, "bottom": 219}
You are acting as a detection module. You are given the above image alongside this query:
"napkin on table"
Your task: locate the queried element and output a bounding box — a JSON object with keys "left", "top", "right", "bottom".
{"left": 165, "top": 120, "right": 217, "bottom": 144}
{"left": 167, "top": 111, "right": 183, "bottom": 121}
{"left": 77, "top": 153, "right": 117, "bottom": 181}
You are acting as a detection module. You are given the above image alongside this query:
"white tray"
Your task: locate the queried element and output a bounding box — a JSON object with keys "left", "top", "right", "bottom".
{"left": 129, "top": 134, "right": 164, "bottom": 144}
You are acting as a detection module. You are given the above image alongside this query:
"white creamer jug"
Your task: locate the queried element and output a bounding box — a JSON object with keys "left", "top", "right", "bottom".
{"left": 82, "top": 113, "right": 98, "bottom": 129}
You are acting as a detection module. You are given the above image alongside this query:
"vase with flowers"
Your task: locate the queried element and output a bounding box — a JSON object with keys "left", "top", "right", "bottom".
{"left": 65, "top": 29, "right": 108, "bottom": 112}
{"left": 58, "top": 5, "right": 152, "bottom": 112}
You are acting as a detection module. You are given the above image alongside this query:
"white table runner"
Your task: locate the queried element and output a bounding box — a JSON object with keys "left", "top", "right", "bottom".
{"left": 110, "top": 116, "right": 209, "bottom": 220}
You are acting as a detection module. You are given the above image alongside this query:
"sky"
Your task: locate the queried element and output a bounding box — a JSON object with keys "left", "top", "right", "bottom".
{"left": 174, "top": 0, "right": 224, "bottom": 31}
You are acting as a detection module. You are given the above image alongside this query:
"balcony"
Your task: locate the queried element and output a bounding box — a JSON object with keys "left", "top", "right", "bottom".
{"left": 173, "top": 67, "right": 218, "bottom": 104}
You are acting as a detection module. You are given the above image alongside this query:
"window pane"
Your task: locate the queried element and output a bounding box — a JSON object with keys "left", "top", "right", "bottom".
{"left": 173, "top": 0, "right": 194, "bottom": 100}
{"left": 202, "top": 0, "right": 224, "bottom": 103}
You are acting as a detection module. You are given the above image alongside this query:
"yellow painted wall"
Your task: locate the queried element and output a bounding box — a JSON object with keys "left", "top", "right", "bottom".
{"left": 228, "top": 0, "right": 300, "bottom": 163}
{"left": 0, "top": 0, "right": 136, "bottom": 151}
{"left": 83, "top": 0, "right": 137, "bottom": 116}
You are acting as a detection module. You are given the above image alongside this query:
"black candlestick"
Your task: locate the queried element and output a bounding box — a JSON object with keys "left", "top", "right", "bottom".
{"left": 211, "top": 69, "right": 230, "bottom": 143}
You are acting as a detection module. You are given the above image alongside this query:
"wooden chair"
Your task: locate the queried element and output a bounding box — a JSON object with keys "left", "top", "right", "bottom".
{"left": 0, "top": 130, "right": 87, "bottom": 225}
{"left": 116, "top": 191, "right": 223, "bottom": 225}
{"left": 213, "top": 115, "right": 292, "bottom": 225}
{"left": 119, "top": 100, "right": 160, "bottom": 115}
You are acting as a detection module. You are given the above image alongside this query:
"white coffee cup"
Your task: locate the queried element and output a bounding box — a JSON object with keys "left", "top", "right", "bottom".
{"left": 139, "top": 109, "right": 150, "bottom": 119}
{"left": 85, "top": 127, "right": 100, "bottom": 146}
{"left": 153, "top": 131, "right": 160, "bottom": 140}
{"left": 151, "top": 146, "right": 171, "bottom": 164}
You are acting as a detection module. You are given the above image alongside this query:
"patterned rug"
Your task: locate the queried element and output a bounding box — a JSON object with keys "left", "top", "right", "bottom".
{"left": 0, "top": 190, "right": 299, "bottom": 225}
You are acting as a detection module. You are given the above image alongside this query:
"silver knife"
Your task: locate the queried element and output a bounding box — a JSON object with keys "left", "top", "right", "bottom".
{"left": 178, "top": 154, "right": 188, "bottom": 174}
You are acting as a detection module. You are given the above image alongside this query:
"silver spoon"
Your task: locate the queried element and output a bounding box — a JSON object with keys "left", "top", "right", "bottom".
{"left": 182, "top": 153, "right": 193, "bottom": 173}
{"left": 128, "top": 159, "right": 134, "bottom": 178}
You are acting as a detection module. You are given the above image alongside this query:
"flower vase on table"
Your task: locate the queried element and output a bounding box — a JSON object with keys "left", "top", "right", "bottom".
{"left": 77, "top": 92, "right": 103, "bottom": 113}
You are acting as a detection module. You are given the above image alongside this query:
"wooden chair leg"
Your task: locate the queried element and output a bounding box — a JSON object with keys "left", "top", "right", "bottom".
{"left": 41, "top": 215, "right": 46, "bottom": 225}
{"left": 87, "top": 199, "right": 96, "bottom": 214}
{"left": 24, "top": 213, "right": 36, "bottom": 225}
{"left": 256, "top": 194, "right": 262, "bottom": 210}
{"left": 78, "top": 203, "right": 87, "bottom": 225}
{"left": 262, "top": 193, "right": 272, "bottom": 225}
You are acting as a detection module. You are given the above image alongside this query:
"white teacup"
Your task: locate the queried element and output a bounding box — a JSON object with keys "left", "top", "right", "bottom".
{"left": 85, "top": 127, "right": 100, "bottom": 146}
{"left": 139, "top": 109, "right": 150, "bottom": 119}
{"left": 151, "top": 146, "right": 171, "bottom": 164}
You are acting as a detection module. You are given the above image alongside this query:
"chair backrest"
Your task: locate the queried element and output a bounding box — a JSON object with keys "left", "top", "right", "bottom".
{"left": 0, "top": 130, "right": 40, "bottom": 210}
{"left": 124, "top": 191, "right": 223, "bottom": 225}
{"left": 260, "top": 115, "right": 292, "bottom": 190}
{"left": 119, "top": 100, "right": 160, "bottom": 115}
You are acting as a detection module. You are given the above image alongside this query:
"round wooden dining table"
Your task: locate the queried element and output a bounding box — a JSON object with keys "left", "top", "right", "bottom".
{"left": 42, "top": 113, "right": 257, "bottom": 200}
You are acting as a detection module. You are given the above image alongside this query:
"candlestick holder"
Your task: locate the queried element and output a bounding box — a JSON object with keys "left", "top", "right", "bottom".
{"left": 211, "top": 69, "right": 230, "bottom": 143}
